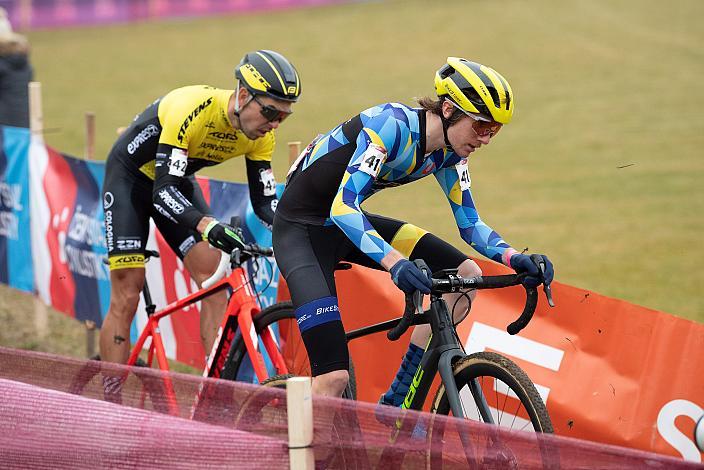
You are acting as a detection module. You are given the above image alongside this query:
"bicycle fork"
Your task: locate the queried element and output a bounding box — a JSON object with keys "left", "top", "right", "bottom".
{"left": 237, "top": 306, "right": 289, "bottom": 381}
{"left": 400, "top": 296, "right": 483, "bottom": 420}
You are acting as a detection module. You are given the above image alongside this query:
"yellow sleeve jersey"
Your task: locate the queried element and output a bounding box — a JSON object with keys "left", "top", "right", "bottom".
{"left": 114, "top": 85, "right": 274, "bottom": 179}
{"left": 108, "top": 85, "right": 278, "bottom": 230}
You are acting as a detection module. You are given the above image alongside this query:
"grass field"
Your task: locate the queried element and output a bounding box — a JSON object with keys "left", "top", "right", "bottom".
{"left": 3, "top": 0, "right": 702, "bottom": 356}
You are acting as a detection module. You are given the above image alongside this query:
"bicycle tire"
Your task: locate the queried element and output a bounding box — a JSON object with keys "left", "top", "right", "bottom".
{"left": 222, "top": 301, "right": 357, "bottom": 400}
{"left": 431, "top": 351, "right": 552, "bottom": 430}
{"left": 428, "top": 351, "right": 556, "bottom": 469}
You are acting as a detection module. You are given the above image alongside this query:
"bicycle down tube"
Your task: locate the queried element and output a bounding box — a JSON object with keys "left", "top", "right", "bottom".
{"left": 202, "top": 255, "right": 289, "bottom": 383}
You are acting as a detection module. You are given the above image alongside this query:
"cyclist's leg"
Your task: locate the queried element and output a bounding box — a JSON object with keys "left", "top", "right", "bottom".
{"left": 346, "top": 214, "right": 477, "bottom": 406}
{"left": 100, "top": 268, "right": 146, "bottom": 364}
{"left": 272, "top": 215, "right": 351, "bottom": 397}
{"left": 153, "top": 176, "right": 225, "bottom": 355}
{"left": 100, "top": 157, "right": 152, "bottom": 403}
{"left": 100, "top": 158, "right": 151, "bottom": 366}
{"left": 183, "top": 242, "right": 224, "bottom": 354}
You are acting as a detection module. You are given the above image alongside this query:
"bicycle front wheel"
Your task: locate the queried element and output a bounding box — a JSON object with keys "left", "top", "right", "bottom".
{"left": 222, "top": 301, "right": 357, "bottom": 399}
{"left": 428, "top": 352, "right": 556, "bottom": 469}
{"left": 431, "top": 351, "right": 552, "bottom": 432}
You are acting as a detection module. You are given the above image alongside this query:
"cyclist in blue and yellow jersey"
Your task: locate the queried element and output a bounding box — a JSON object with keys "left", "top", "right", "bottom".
{"left": 274, "top": 57, "right": 554, "bottom": 401}
{"left": 100, "top": 50, "right": 301, "bottom": 378}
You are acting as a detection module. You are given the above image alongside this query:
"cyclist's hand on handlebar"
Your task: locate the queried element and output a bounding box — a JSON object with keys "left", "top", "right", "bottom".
{"left": 202, "top": 220, "right": 245, "bottom": 254}
{"left": 510, "top": 253, "right": 554, "bottom": 288}
{"left": 390, "top": 259, "right": 432, "bottom": 294}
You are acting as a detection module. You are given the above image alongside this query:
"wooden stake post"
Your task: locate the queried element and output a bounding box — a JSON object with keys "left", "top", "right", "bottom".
{"left": 28, "top": 82, "right": 43, "bottom": 138}
{"left": 288, "top": 141, "right": 301, "bottom": 166}
{"left": 287, "top": 376, "right": 314, "bottom": 470}
{"left": 84, "top": 112, "right": 97, "bottom": 358}
{"left": 28, "top": 82, "right": 49, "bottom": 339}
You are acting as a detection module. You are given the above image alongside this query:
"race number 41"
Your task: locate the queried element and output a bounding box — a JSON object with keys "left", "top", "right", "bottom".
{"left": 456, "top": 159, "right": 471, "bottom": 190}
{"left": 359, "top": 143, "right": 387, "bottom": 177}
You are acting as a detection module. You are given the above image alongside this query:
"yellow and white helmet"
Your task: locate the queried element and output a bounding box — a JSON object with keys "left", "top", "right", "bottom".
{"left": 434, "top": 57, "right": 514, "bottom": 124}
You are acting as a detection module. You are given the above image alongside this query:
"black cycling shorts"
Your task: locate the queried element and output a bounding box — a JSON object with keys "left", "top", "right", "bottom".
{"left": 272, "top": 212, "right": 469, "bottom": 376}
{"left": 102, "top": 156, "right": 210, "bottom": 270}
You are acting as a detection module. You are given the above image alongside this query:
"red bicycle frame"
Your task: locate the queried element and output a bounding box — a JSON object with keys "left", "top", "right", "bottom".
{"left": 125, "top": 250, "right": 289, "bottom": 414}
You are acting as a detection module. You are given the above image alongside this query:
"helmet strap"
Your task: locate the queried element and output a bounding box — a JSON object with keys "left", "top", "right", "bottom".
{"left": 233, "top": 81, "right": 254, "bottom": 117}
{"left": 441, "top": 115, "right": 453, "bottom": 152}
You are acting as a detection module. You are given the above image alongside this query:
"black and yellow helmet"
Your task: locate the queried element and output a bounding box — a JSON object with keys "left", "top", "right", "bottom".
{"left": 435, "top": 57, "right": 514, "bottom": 124}
{"left": 235, "top": 50, "right": 301, "bottom": 102}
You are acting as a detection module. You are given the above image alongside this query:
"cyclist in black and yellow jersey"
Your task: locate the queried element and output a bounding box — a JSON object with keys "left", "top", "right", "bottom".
{"left": 99, "top": 50, "right": 301, "bottom": 372}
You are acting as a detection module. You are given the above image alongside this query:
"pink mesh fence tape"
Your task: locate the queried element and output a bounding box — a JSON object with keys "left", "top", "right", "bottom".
{"left": 0, "top": 378, "right": 287, "bottom": 469}
{"left": 1, "top": 347, "right": 700, "bottom": 469}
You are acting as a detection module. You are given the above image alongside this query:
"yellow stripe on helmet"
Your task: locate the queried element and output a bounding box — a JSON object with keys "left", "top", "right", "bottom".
{"left": 292, "top": 69, "right": 300, "bottom": 96}
{"left": 447, "top": 57, "right": 493, "bottom": 111}
{"left": 256, "top": 51, "right": 286, "bottom": 93}
{"left": 435, "top": 62, "right": 482, "bottom": 115}
{"left": 479, "top": 65, "right": 513, "bottom": 124}
{"left": 239, "top": 63, "right": 270, "bottom": 93}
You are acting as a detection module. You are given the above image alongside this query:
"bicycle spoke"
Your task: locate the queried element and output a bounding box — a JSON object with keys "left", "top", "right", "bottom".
{"left": 459, "top": 383, "right": 472, "bottom": 419}
{"left": 495, "top": 378, "right": 503, "bottom": 425}
{"left": 509, "top": 397, "right": 520, "bottom": 430}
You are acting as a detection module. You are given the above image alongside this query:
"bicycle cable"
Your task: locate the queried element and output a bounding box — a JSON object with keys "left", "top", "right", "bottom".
{"left": 450, "top": 290, "right": 473, "bottom": 326}
{"left": 247, "top": 251, "right": 275, "bottom": 307}
{"left": 450, "top": 290, "right": 473, "bottom": 351}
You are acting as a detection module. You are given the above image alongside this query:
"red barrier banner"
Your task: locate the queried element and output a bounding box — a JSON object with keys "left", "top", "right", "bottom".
{"left": 279, "top": 261, "right": 704, "bottom": 463}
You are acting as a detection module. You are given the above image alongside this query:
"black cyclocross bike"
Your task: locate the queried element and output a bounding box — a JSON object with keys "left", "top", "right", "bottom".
{"left": 380, "top": 258, "right": 554, "bottom": 429}
{"left": 228, "top": 257, "right": 557, "bottom": 468}
{"left": 230, "top": 258, "right": 553, "bottom": 427}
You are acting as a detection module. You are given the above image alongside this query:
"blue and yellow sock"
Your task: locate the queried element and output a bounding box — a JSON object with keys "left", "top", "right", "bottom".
{"left": 380, "top": 342, "right": 424, "bottom": 407}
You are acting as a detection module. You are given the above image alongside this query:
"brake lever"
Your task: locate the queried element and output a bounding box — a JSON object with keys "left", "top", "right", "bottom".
{"left": 412, "top": 259, "right": 431, "bottom": 312}
{"left": 412, "top": 289, "right": 423, "bottom": 314}
{"left": 232, "top": 247, "right": 242, "bottom": 267}
{"left": 535, "top": 258, "right": 555, "bottom": 308}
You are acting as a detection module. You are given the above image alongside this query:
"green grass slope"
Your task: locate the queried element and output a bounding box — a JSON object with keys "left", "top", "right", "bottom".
{"left": 7, "top": 0, "right": 700, "bottom": 355}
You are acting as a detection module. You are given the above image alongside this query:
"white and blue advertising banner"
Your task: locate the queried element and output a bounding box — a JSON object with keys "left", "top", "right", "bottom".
{"left": 0, "top": 126, "right": 33, "bottom": 293}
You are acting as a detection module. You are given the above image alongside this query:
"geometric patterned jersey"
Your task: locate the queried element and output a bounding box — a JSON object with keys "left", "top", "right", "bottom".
{"left": 293, "top": 102, "right": 516, "bottom": 266}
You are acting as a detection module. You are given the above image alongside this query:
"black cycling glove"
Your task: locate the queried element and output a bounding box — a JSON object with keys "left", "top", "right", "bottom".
{"left": 510, "top": 253, "right": 554, "bottom": 287}
{"left": 390, "top": 259, "right": 432, "bottom": 294}
{"left": 203, "top": 220, "right": 245, "bottom": 254}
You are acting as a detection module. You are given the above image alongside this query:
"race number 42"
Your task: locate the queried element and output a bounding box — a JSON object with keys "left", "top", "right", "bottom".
{"left": 259, "top": 168, "right": 277, "bottom": 197}
{"left": 169, "top": 148, "right": 188, "bottom": 177}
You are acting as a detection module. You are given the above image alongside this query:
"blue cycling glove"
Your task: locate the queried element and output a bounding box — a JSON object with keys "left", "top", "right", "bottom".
{"left": 389, "top": 259, "right": 432, "bottom": 294}
{"left": 510, "top": 254, "right": 554, "bottom": 288}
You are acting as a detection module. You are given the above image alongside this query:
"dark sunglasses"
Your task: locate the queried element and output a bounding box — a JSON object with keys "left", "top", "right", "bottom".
{"left": 252, "top": 95, "right": 292, "bottom": 123}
